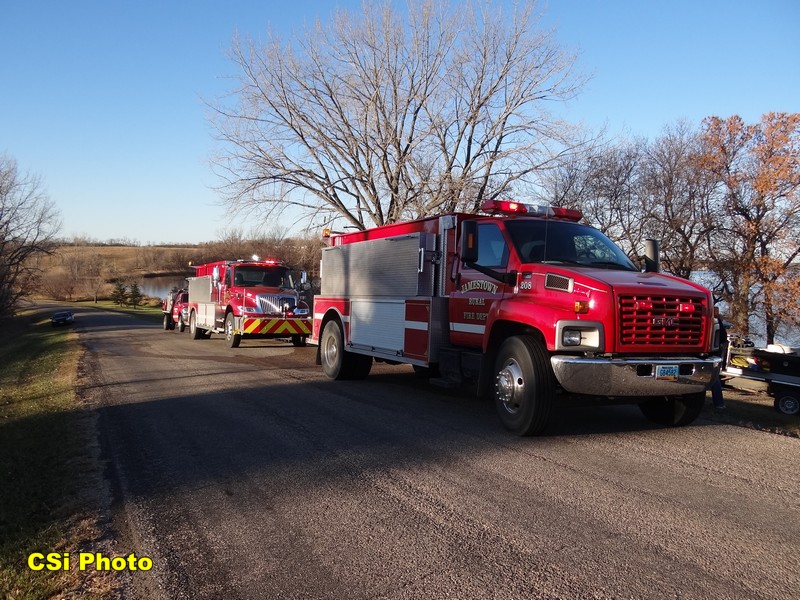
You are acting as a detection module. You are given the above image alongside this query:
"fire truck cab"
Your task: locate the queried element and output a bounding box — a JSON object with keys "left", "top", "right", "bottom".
{"left": 187, "top": 258, "right": 311, "bottom": 348}
{"left": 311, "top": 200, "right": 721, "bottom": 435}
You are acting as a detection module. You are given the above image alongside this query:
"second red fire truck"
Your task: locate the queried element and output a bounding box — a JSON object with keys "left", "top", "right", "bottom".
{"left": 311, "top": 200, "right": 722, "bottom": 435}
{"left": 185, "top": 257, "right": 311, "bottom": 347}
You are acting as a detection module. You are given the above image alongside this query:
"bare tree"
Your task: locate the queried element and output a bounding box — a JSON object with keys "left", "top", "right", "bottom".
{"left": 543, "top": 126, "right": 719, "bottom": 280}
{"left": 212, "top": 0, "right": 583, "bottom": 231}
{"left": 214, "top": 227, "right": 251, "bottom": 259}
{"left": 39, "top": 271, "right": 76, "bottom": 302}
{"left": 550, "top": 140, "right": 648, "bottom": 258}
{"left": 0, "top": 155, "right": 61, "bottom": 317}
{"left": 639, "top": 121, "right": 718, "bottom": 279}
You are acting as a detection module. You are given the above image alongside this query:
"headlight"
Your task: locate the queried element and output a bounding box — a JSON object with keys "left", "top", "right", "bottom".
{"left": 562, "top": 329, "right": 583, "bottom": 346}
{"left": 555, "top": 321, "right": 604, "bottom": 351}
{"left": 242, "top": 306, "right": 261, "bottom": 314}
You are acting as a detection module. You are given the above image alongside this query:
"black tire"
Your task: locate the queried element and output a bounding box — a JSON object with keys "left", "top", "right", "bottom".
{"left": 639, "top": 392, "right": 705, "bottom": 427}
{"left": 176, "top": 315, "right": 186, "bottom": 333}
{"left": 320, "top": 319, "right": 372, "bottom": 380}
{"left": 291, "top": 335, "right": 307, "bottom": 347}
{"left": 225, "top": 313, "right": 241, "bottom": 348}
{"left": 774, "top": 388, "right": 800, "bottom": 416}
{"left": 162, "top": 313, "right": 172, "bottom": 331}
{"left": 493, "top": 335, "right": 554, "bottom": 436}
{"left": 321, "top": 320, "right": 350, "bottom": 379}
{"left": 352, "top": 353, "right": 373, "bottom": 380}
{"left": 189, "top": 312, "right": 205, "bottom": 340}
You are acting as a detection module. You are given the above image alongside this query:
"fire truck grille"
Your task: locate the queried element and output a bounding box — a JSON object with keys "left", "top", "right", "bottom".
{"left": 257, "top": 295, "right": 296, "bottom": 314}
{"left": 619, "top": 295, "right": 705, "bottom": 347}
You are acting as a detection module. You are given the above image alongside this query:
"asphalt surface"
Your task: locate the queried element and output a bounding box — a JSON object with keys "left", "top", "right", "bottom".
{"left": 72, "top": 306, "right": 799, "bottom": 600}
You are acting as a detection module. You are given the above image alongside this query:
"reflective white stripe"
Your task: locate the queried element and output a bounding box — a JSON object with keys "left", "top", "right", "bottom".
{"left": 314, "top": 312, "right": 349, "bottom": 322}
{"left": 405, "top": 321, "right": 428, "bottom": 331}
{"left": 451, "top": 322, "right": 485, "bottom": 335}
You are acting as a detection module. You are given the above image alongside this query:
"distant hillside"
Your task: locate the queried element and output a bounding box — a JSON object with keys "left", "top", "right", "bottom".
{"left": 33, "top": 245, "right": 202, "bottom": 302}
{"left": 42, "top": 244, "right": 201, "bottom": 277}
{"left": 34, "top": 237, "right": 324, "bottom": 302}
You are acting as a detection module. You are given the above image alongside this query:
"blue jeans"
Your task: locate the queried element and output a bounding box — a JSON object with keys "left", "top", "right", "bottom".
{"left": 711, "top": 377, "right": 725, "bottom": 408}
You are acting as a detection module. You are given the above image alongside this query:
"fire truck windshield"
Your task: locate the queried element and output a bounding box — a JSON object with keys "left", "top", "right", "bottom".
{"left": 505, "top": 220, "right": 637, "bottom": 271}
{"left": 234, "top": 266, "right": 293, "bottom": 288}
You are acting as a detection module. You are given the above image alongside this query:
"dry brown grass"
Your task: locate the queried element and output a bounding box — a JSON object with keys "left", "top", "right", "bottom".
{"left": 0, "top": 310, "right": 121, "bottom": 599}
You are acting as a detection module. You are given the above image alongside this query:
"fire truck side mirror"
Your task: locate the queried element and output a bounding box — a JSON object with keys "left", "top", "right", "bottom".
{"left": 460, "top": 221, "right": 479, "bottom": 264}
{"left": 212, "top": 266, "right": 221, "bottom": 284}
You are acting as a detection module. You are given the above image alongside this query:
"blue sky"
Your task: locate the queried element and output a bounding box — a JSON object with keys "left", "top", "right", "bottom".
{"left": 2, "top": 1, "right": 798, "bottom": 245}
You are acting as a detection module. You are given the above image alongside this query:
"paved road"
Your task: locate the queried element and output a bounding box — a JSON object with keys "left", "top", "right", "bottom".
{"left": 74, "top": 307, "right": 799, "bottom": 599}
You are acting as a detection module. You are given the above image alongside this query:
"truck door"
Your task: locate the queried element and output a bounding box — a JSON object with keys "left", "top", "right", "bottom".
{"left": 449, "top": 221, "right": 511, "bottom": 348}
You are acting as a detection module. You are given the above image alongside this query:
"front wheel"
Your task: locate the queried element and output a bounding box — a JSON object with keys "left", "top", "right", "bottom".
{"left": 225, "top": 313, "right": 241, "bottom": 348}
{"left": 162, "top": 313, "right": 173, "bottom": 331}
{"left": 176, "top": 315, "right": 186, "bottom": 333}
{"left": 639, "top": 392, "right": 705, "bottom": 426}
{"left": 493, "top": 335, "right": 554, "bottom": 436}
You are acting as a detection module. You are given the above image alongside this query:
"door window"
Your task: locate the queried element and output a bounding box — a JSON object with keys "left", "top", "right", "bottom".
{"left": 474, "top": 223, "right": 509, "bottom": 268}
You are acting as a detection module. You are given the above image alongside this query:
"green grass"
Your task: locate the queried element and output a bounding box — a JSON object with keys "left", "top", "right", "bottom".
{"left": 77, "top": 299, "right": 162, "bottom": 316}
{"left": 0, "top": 311, "right": 116, "bottom": 599}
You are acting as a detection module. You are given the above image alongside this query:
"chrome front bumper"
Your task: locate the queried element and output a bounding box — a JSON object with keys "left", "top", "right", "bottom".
{"left": 550, "top": 356, "right": 721, "bottom": 396}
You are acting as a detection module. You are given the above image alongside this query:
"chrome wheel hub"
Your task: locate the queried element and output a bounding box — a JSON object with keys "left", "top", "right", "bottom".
{"left": 496, "top": 359, "right": 524, "bottom": 415}
{"left": 323, "top": 334, "right": 339, "bottom": 367}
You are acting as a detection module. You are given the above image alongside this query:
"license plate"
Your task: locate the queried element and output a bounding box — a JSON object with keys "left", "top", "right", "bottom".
{"left": 655, "top": 365, "right": 679, "bottom": 380}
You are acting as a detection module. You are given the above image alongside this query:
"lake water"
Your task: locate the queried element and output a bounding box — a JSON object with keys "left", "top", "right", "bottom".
{"left": 691, "top": 271, "right": 799, "bottom": 348}
{"left": 137, "top": 276, "right": 189, "bottom": 300}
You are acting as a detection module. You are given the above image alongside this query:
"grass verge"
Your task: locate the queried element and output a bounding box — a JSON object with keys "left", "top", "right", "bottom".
{"left": 0, "top": 310, "right": 117, "bottom": 599}
{"left": 75, "top": 300, "right": 162, "bottom": 322}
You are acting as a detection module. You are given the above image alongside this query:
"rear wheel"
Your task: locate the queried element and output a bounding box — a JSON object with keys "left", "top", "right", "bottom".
{"left": 774, "top": 387, "right": 800, "bottom": 415}
{"left": 321, "top": 320, "right": 347, "bottom": 379}
{"left": 320, "top": 319, "right": 372, "bottom": 380}
{"left": 176, "top": 315, "right": 186, "bottom": 333}
{"left": 352, "top": 353, "right": 373, "bottom": 379}
{"left": 190, "top": 312, "right": 205, "bottom": 340}
{"left": 493, "top": 335, "right": 554, "bottom": 436}
{"left": 162, "top": 313, "right": 173, "bottom": 330}
{"left": 225, "top": 313, "right": 241, "bottom": 348}
{"left": 291, "top": 335, "right": 307, "bottom": 347}
{"left": 639, "top": 392, "right": 705, "bottom": 426}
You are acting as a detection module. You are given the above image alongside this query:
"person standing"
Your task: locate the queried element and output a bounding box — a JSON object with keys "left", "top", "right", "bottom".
{"left": 710, "top": 307, "right": 728, "bottom": 409}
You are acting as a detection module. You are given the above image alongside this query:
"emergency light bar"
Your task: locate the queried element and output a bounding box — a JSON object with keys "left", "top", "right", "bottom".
{"left": 480, "top": 199, "right": 583, "bottom": 222}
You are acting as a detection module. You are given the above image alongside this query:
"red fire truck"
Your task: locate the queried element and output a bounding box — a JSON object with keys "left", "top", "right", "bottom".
{"left": 162, "top": 288, "right": 189, "bottom": 332}
{"left": 311, "top": 200, "right": 722, "bottom": 435}
{"left": 186, "top": 258, "right": 311, "bottom": 347}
